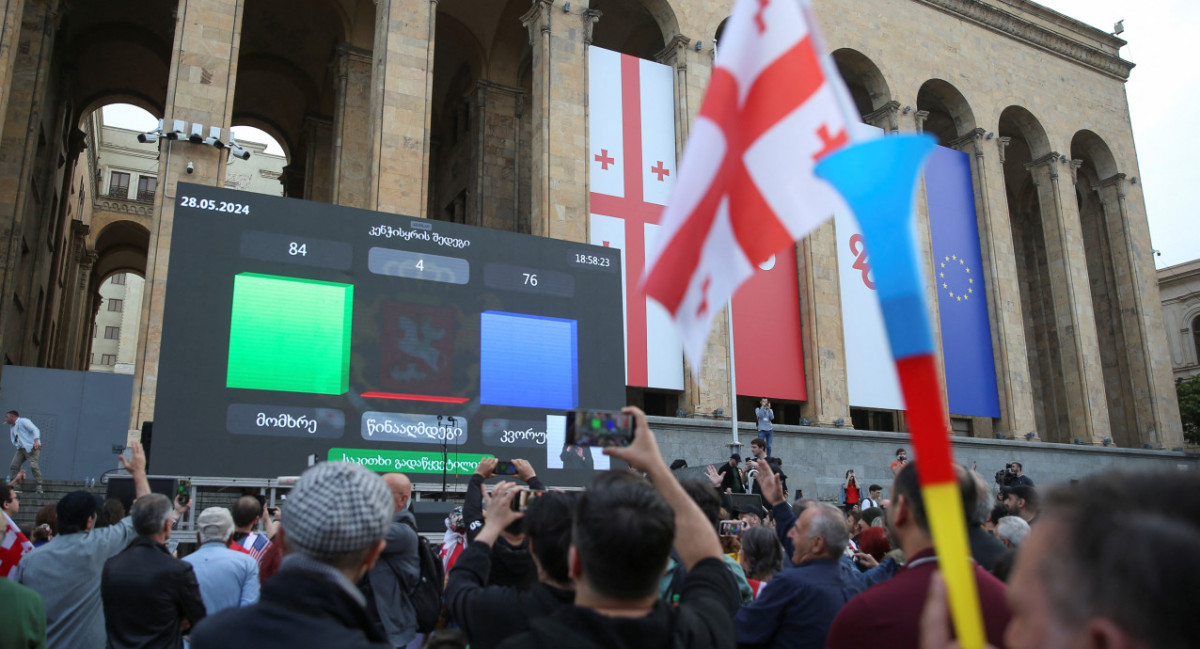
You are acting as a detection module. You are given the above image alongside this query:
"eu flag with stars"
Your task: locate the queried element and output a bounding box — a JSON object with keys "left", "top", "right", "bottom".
{"left": 925, "top": 146, "right": 1001, "bottom": 418}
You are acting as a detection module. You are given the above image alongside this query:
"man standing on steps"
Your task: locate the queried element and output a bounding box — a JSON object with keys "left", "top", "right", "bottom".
{"left": 7, "top": 411, "right": 42, "bottom": 494}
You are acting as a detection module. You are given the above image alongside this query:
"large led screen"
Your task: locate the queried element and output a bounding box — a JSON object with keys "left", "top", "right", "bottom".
{"left": 153, "top": 184, "right": 626, "bottom": 484}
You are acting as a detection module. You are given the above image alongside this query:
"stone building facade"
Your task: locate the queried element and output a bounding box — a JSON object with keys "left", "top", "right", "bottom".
{"left": 0, "top": 0, "right": 1182, "bottom": 450}
{"left": 1158, "top": 258, "right": 1200, "bottom": 381}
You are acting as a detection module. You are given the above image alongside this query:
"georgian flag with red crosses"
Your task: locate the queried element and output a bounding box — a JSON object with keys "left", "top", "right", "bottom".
{"left": 642, "top": 0, "right": 856, "bottom": 372}
{"left": 588, "top": 46, "right": 685, "bottom": 391}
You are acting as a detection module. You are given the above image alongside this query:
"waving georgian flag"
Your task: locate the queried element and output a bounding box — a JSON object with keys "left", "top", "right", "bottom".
{"left": 641, "top": 0, "right": 855, "bottom": 369}
{"left": 1, "top": 512, "right": 34, "bottom": 577}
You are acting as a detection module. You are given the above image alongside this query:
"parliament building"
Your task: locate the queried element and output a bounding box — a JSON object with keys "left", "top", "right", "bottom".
{"left": 0, "top": 0, "right": 1183, "bottom": 450}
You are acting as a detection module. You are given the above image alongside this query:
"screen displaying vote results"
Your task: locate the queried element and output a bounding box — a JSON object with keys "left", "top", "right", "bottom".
{"left": 152, "top": 183, "right": 626, "bottom": 484}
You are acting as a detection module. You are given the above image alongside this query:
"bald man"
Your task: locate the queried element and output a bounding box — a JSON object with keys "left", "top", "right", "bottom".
{"left": 367, "top": 472, "right": 421, "bottom": 648}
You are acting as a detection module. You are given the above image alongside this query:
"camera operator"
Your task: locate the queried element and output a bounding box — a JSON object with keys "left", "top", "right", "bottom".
{"left": 994, "top": 461, "right": 1033, "bottom": 490}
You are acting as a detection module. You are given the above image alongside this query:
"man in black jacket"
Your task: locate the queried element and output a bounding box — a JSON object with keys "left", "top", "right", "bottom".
{"left": 101, "top": 493, "right": 205, "bottom": 649}
{"left": 463, "top": 457, "right": 545, "bottom": 588}
{"left": 190, "top": 462, "right": 396, "bottom": 649}
{"left": 447, "top": 485, "right": 576, "bottom": 649}
{"left": 498, "top": 407, "right": 740, "bottom": 649}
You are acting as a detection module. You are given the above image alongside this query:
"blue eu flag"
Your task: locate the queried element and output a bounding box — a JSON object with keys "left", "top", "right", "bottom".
{"left": 925, "top": 146, "right": 1001, "bottom": 418}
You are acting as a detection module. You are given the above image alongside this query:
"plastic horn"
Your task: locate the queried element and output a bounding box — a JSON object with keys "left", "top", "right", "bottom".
{"left": 815, "top": 134, "right": 986, "bottom": 649}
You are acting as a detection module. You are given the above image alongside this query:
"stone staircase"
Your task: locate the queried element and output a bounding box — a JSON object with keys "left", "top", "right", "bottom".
{"left": 8, "top": 480, "right": 107, "bottom": 531}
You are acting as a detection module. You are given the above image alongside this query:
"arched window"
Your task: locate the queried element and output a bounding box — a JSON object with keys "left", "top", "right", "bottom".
{"left": 1192, "top": 314, "right": 1200, "bottom": 366}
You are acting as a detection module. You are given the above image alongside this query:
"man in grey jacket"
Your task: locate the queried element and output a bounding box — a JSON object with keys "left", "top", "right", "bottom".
{"left": 368, "top": 472, "right": 420, "bottom": 648}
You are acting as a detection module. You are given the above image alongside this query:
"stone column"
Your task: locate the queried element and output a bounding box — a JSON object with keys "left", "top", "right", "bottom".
{"left": 471, "top": 80, "right": 525, "bottom": 233}
{"left": 368, "top": 0, "right": 436, "bottom": 217}
{"left": 0, "top": 0, "right": 26, "bottom": 144}
{"left": 655, "top": 34, "right": 692, "bottom": 146}
{"left": 129, "top": 0, "right": 246, "bottom": 434}
{"left": 1024, "top": 153, "right": 1110, "bottom": 444}
{"left": 797, "top": 221, "right": 850, "bottom": 426}
{"left": 58, "top": 220, "right": 89, "bottom": 368}
{"left": 303, "top": 115, "right": 333, "bottom": 203}
{"left": 0, "top": 0, "right": 58, "bottom": 366}
{"left": 1094, "top": 174, "right": 1184, "bottom": 448}
{"left": 949, "top": 128, "right": 1034, "bottom": 438}
{"left": 521, "top": 0, "right": 590, "bottom": 243}
{"left": 332, "top": 44, "right": 371, "bottom": 208}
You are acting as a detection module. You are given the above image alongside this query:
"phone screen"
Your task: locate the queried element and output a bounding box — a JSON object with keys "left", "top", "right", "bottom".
{"left": 495, "top": 461, "right": 518, "bottom": 476}
{"left": 564, "top": 410, "right": 634, "bottom": 447}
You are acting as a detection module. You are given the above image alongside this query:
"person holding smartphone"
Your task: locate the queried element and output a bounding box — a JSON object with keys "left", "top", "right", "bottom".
{"left": 755, "top": 398, "right": 775, "bottom": 456}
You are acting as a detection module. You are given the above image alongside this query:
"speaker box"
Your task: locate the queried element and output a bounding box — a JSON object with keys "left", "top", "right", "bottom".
{"left": 722, "top": 492, "right": 766, "bottom": 517}
{"left": 410, "top": 500, "right": 457, "bottom": 533}
{"left": 105, "top": 475, "right": 179, "bottom": 513}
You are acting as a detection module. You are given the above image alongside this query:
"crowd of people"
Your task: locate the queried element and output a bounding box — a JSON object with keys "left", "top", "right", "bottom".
{"left": 1, "top": 410, "right": 1198, "bottom": 649}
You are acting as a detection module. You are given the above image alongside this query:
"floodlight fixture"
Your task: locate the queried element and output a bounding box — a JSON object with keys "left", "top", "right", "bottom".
{"left": 137, "top": 119, "right": 164, "bottom": 144}
{"left": 203, "top": 126, "right": 226, "bottom": 149}
{"left": 228, "top": 139, "right": 251, "bottom": 161}
{"left": 188, "top": 122, "right": 205, "bottom": 143}
{"left": 164, "top": 119, "right": 187, "bottom": 140}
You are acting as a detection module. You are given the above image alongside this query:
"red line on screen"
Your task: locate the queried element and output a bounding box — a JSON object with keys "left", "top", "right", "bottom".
{"left": 360, "top": 392, "right": 471, "bottom": 404}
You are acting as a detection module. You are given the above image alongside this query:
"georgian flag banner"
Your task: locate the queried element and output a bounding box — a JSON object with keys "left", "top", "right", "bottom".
{"left": 642, "top": 0, "right": 855, "bottom": 370}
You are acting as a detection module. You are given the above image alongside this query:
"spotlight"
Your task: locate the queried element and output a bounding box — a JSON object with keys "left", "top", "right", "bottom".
{"left": 188, "top": 122, "right": 204, "bottom": 143}
{"left": 228, "top": 138, "right": 251, "bottom": 160}
{"left": 137, "top": 119, "right": 163, "bottom": 144}
{"left": 562, "top": 1, "right": 569, "bottom": 11}
{"left": 799, "top": 417, "right": 811, "bottom": 426}
{"left": 203, "top": 126, "right": 226, "bottom": 149}
{"left": 165, "top": 119, "right": 186, "bottom": 140}
{"left": 186, "top": 161, "right": 194, "bottom": 174}
{"left": 712, "top": 408, "right": 724, "bottom": 418}
{"left": 833, "top": 418, "right": 845, "bottom": 428}
{"left": 1024, "top": 432, "right": 1036, "bottom": 441}
{"left": 1102, "top": 437, "right": 1113, "bottom": 446}
{"left": 695, "top": 40, "right": 703, "bottom": 51}
{"left": 675, "top": 409, "right": 686, "bottom": 418}
{"left": 1072, "top": 438, "right": 1085, "bottom": 445}
{"left": 994, "top": 432, "right": 1007, "bottom": 439}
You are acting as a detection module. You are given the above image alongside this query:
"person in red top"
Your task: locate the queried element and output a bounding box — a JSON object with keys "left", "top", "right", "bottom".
{"left": 841, "top": 470, "right": 860, "bottom": 511}
{"left": 826, "top": 462, "right": 1011, "bottom": 649}
{"left": 890, "top": 448, "right": 909, "bottom": 477}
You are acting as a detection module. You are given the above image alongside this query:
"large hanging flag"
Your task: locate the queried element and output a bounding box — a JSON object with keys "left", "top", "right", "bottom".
{"left": 731, "top": 248, "right": 806, "bottom": 401}
{"left": 589, "top": 46, "right": 684, "bottom": 391}
{"left": 641, "top": 0, "right": 852, "bottom": 370}
{"left": 925, "top": 146, "right": 1001, "bottom": 418}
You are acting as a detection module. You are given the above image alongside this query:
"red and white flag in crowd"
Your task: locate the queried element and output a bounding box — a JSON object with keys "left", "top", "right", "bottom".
{"left": 642, "top": 0, "right": 856, "bottom": 369}
{"left": 1, "top": 512, "right": 34, "bottom": 577}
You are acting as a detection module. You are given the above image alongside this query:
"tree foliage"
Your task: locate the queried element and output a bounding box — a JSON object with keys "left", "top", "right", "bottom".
{"left": 1177, "top": 375, "right": 1200, "bottom": 445}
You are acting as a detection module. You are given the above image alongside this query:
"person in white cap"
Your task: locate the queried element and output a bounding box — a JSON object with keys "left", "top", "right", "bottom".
{"left": 189, "top": 461, "right": 395, "bottom": 649}
{"left": 183, "top": 507, "right": 260, "bottom": 614}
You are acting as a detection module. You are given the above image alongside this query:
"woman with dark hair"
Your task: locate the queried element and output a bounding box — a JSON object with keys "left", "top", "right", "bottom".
{"left": 738, "top": 526, "right": 783, "bottom": 599}
{"left": 840, "top": 469, "right": 861, "bottom": 511}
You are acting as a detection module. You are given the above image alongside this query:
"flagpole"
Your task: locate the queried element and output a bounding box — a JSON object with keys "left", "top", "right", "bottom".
{"left": 727, "top": 300, "right": 740, "bottom": 450}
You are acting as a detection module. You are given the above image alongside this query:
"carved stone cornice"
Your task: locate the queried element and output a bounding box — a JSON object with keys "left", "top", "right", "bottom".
{"left": 1094, "top": 172, "right": 1128, "bottom": 199}
{"left": 996, "top": 136, "right": 1011, "bottom": 163}
{"left": 863, "top": 100, "right": 900, "bottom": 134}
{"left": 913, "top": 109, "right": 930, "bottom": 133}
{"left": 913, "top": 0, "right": 1134, "bottom": 80}
{"left": 1067, "top": 158, "right": 1082, "bottom": 185}
{"left": 582, "top": 9, "right": 602, "bottom": 45}
{"left": 521, "top": 0, "right": 553, "bottom": 45}
{"left": 654, "top": 33, "right": 692, "bottom": 68}
{"left": 92, "top": 196, "right": 154, "bottom": 217}
{"left": 948, "top": 127, "right": 986, "bottom": 157}
{"left": 1025, "top": 152, "right": 1063, "bottom": 183}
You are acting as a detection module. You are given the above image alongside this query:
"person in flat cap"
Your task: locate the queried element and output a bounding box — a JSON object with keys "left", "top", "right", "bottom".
{"left": 183, "top": 507, "right": 260, "bottom": 614}
{"left": 190, "top": 462, "right": 395, "bottom": 649}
